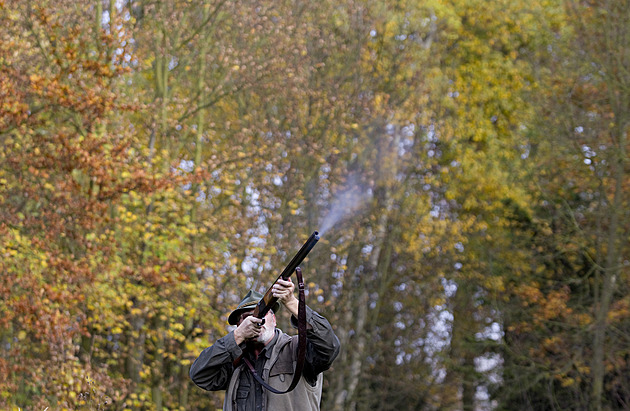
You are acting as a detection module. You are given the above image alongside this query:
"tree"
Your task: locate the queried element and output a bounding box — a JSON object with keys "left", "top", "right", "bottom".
{"left": 496, "top": 0, "right": 630, "bottom": 409}
{"left": 0, "top": 0, "right": 165, "bottom": 407}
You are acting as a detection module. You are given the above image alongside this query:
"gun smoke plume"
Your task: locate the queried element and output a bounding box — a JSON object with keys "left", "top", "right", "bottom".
{"left": 318, "top": 177, "right": 370, "bottom": 236}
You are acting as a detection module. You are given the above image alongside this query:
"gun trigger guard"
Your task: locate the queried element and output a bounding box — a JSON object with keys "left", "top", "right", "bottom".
{"left": 260, "top": 318, "right": 265, "bottom": 326}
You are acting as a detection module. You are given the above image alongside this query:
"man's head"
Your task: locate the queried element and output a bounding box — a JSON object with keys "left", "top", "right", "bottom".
{"left": 229, "top": 290, "right": 278, "bottom": 344}
{"left": 238, "top": 308, "right": 277, "bottom": 344}
{"left": 228, "top": 290, "right": 280, "bottom": 325}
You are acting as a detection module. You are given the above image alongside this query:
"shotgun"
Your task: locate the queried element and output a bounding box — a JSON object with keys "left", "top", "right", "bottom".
{"left": 250, "top": 230, "right": 319, "bottom": 321}
{"left": 233, "top": 231, "right": 319, "bottom": 367}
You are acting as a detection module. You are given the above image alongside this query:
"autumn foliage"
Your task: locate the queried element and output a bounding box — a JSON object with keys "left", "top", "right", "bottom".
{"left": 1, "top": 0, "right": 629, "bottom": 410}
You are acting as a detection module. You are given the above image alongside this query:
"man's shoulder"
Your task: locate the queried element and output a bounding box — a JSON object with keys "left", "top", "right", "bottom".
{"left": 270, "top": 330, "right": 298, "bottom": 358}
{"left": 275, "top": 329, "right": 296, "bottom": 346}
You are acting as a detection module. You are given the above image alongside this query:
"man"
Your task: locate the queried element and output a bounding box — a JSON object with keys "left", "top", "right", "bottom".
{"left": 190, "top": 278, "right": 340, "bottom": 410}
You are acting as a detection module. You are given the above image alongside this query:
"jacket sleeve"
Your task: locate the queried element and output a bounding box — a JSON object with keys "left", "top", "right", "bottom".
{"left": 189, "top": 330, "right": 243, "bottom": 391}
{"left": 291, "top": 306, "right": 341, "bottom": 384}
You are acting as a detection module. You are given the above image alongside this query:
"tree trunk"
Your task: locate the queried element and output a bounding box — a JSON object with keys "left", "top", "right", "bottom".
{"left": 443, "top": 278, "right": 478, "bottom": 411}
{"left": 591, "top": 132, "right": 625, "bottom": 411}
{"left": 333, "top": 126, "right": 400, "bottom": 410}
{"left": 190, "top": 6, "right": 209, "bottom": 256}
{"left": 151, "top": 316, "right": 165, "bottom": 410}
{"left": 126, "top": 312, "right": 146, "bottom": 386}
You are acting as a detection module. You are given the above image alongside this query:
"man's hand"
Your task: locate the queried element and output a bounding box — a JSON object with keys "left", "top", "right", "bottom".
{"left": 273, "top": 278, "right": 299, "bottom": 317}
{"left": 233, "top": 315, "right": 263, "bottom": 345}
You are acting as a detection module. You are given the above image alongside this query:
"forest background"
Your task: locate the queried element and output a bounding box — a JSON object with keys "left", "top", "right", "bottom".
{"left": 1, "top": 0, "right": 629, "bottom": 410}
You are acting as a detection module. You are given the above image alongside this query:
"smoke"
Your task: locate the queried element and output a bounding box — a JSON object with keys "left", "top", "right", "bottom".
{"left": 319, "top": 177, "right": 371, "bottom": 236}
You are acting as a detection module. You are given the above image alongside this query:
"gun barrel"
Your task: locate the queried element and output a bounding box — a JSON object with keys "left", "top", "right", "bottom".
{"left": 252, "top": 231, "right": 319, "bottom": 320}
{"left": 279, "top": 231, "right": 319, "bottom": 280}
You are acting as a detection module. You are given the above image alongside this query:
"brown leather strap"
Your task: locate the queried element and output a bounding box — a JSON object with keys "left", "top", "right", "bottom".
{"left": 243, "top": 267, "right": 307, "bottom": 394}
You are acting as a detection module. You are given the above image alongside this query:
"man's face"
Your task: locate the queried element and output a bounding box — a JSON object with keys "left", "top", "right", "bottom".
{"left": 238, "top": 309, "right": 276, "bottom": 344}
{"left": 237, "top": 310, "right": 255, "bottom": 325}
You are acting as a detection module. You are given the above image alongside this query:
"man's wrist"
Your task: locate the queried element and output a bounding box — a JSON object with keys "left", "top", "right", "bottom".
{"left": 283, "top": 297, "right": 299, "bottom": 317}
{"left": 233, "top": 328, "right": 245, "bottom": 345}
{"left": 224, "top": 331, "right": 244, "bottom": 359}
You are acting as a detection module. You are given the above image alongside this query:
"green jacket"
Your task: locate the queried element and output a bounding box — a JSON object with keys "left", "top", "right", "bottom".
{"left": 190, "top": 306, "right": 340, "bottom": 411}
